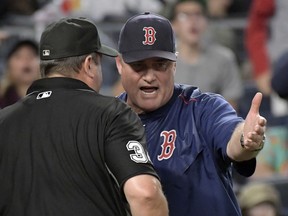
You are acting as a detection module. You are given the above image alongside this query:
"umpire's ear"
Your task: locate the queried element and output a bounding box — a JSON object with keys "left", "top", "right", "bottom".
{"left": 83, "top": 55, "right": 95, "bottom": 78}
{"left": 115, "top": 55, "right": 123, "bottom": 75}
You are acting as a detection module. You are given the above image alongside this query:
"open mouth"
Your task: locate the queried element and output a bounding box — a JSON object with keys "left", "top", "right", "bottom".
{"left": 140, "top": 86, "right": 158, "bottom": 94}
{"left": 188, "top": 26, "right": 200, "bottom": 35}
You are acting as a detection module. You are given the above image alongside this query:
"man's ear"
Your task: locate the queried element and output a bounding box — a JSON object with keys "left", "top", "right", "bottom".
{"left": 173, "top": 62, "right": 177, "bottom": 76}
{"left": 115, "top": 56, "right": 123, "bottom": 75}
{"left": 82, "top": 55, "right": 95, "bottom": 78}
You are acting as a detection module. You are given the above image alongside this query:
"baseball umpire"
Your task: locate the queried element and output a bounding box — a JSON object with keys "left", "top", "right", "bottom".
{"left": 0, "top": 17, "right": 168, "bottom": 216}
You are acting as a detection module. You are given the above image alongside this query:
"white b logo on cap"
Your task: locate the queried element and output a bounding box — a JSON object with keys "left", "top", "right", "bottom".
{"left": 142, "top": 27, "right": 156, "bottom": 45}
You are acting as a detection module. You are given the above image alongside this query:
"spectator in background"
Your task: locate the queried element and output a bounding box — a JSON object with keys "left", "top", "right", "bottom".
{"left": 0, "top": 31, "right": 10, "bottom": 77}
{"left": 0, "top": 0, "right": 48, "bottom": 16}
{"left": 238, "top": 182, "right": 281, "bottom": 216}
{"left": 170, "top": 0, "right": 243, "bottom": 110}
{"left": 271, "top": 51, "right": 288, "bottom": 100}
{"left": 54, "top": 0, "right": 164, "bottom": 22}
{"left": 206, "top": 0, "right": 231, "bottom": 17}
{"left": 204, "top": 0, "right": 238, "bottom": 55}
{"left": 246, "top": 0, "right": 288, "bottom": 179}
{"left": 0, "top": 39, "right": 40, "bottom": 108}
{"left": 245, "top": 0, "right": 288, "bottom": 98}
{"left": 226, "top": 0, "right": 251, "bottom": 17}
{"left": 0, "top": 0, "right": 50, "bottom": 26}
{"left": 252, "top": 127, "right": 288, "bottom": 179}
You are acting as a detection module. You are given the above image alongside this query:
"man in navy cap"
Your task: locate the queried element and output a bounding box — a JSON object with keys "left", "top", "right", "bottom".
{"left": 116, "top": 12, "right": 267, "bottom": 216}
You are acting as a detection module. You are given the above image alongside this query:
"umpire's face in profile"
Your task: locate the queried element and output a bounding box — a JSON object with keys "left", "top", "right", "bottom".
{"left": 116, "top": 56, "right": 176, "bottom": 114}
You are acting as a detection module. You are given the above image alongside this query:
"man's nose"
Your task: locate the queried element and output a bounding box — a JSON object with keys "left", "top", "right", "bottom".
{"left": 143, "top": 68, "right": 156, "bottom": 83}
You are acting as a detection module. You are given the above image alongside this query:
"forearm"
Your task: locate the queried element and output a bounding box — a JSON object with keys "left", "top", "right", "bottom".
{"left": 226, "top": 123, "right": 260, "bottom": 161}
{"left": 129, "top": 189, "right": 168, "bottom": 216}
{"left": 124, "top": 175, "right": 169, "bottom": 216}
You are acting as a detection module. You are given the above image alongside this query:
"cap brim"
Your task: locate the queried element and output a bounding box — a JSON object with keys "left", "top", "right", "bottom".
{"left": 98, "top": 44, "right": 118, "bottom": 57}
{"left": 122, "top": 50, "right": 177, "bottom": 63}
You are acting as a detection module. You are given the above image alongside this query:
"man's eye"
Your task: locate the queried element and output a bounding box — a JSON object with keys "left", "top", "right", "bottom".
{"left": 153, "top": 62, "right": 169, "bottom": 70}
{"left": 130, "top": 63, "right": 145, "bottom": 72}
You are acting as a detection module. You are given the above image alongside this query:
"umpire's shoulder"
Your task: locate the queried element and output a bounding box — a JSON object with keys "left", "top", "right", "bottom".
{"left": 86, "top": 92, "right": 126, "bottom": 108}
{"left": 93, "top": 93, "right": 133, "bottom": 115}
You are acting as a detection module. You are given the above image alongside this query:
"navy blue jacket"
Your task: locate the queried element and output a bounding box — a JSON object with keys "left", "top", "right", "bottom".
{"left": 119, "top": 84, "right": 256, "bottom": 216}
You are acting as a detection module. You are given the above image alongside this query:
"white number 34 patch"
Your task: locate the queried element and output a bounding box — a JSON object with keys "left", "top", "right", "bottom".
{"left": 126, "top": 141, "right": 149, "bottom": 163}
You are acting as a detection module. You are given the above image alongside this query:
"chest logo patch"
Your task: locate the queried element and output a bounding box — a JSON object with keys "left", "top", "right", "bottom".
{"left": 158, "top": 130, "right": 177, "bottom": 161}
{"left": 142, "top": 27, "right": 156, "bottom": 45}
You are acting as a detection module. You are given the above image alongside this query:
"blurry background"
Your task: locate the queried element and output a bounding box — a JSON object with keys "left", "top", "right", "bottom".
{"left": 0, "top": 0, "right": 287, "bottom": 215}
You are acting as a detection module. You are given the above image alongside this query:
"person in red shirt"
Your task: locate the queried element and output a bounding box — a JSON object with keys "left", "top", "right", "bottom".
{"left": 245, "top": 0, "right": 275, "bottom": 96}
{"left": 246, "top": 0, "right": 288, "bottom": 99}
{"left": 246, "top": 0, "right": 288, "bottom": 179}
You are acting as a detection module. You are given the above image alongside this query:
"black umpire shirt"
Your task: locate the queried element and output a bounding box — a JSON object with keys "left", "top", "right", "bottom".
{"left": 0, "top": 77, "right": 157, "bottom": 216}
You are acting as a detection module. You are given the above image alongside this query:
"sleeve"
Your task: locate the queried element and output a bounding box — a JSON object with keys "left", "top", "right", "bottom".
{"left": 195, "top": 94, "right": 243, "bottom": 162}
{"left": 103, "top": 99, "right": 158, "bottom": 189}
{"left": 195, "top": 94, "right": 257, "bottom": 176}
{"left": 245, "top": 0, "right": 275, "bottom": 77}
{"left": 233, "top": 159, "right": 256, "bottom": 177}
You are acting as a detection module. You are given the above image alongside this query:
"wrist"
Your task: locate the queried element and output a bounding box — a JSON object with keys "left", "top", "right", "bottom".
{"left": 240, "top": 133, "right": 265, "bottom": 152}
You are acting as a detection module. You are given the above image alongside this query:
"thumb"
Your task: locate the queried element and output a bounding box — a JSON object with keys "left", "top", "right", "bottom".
{"left": 249, "top": 92, "right": 263, "bottom": 114}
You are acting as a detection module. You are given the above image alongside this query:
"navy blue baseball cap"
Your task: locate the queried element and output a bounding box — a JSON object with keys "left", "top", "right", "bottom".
{"left": 40, "top": 17, "right": 118, "bottom": 60}
{"left": 118, "top": 12, "right": 177, "bottom": 63}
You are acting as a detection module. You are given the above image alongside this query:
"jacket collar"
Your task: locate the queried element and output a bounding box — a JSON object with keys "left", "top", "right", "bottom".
{"left": 27, "top": 77, "right": 94, "bottom": 95}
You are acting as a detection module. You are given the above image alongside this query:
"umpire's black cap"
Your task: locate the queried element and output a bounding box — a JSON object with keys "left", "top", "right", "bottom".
{"left": 40, "top": 17, "right": 118, "bottom": 60}
{"left": 118, "top": 12, "right": 177, "bottom": 63}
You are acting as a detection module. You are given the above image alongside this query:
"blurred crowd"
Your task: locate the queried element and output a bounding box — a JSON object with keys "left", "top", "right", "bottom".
{"left": 0, "top": 0, "right": 287, "bottom": 215}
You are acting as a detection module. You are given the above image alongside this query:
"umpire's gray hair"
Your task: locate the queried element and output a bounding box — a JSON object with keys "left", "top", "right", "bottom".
{"left": 40, "top": 52, "right": 100, "bottom": 77}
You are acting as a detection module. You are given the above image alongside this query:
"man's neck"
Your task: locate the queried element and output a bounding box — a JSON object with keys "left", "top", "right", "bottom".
{"left": 46, "top": 73, "right": 66, "bottom": 78}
